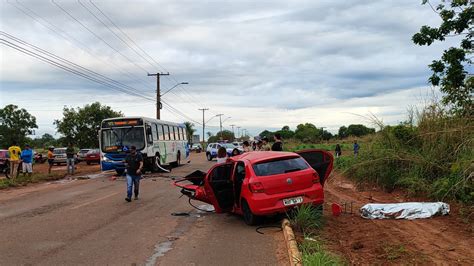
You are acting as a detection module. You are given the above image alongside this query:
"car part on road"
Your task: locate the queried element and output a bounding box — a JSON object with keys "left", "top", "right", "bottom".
{"left": 360, "top": 202, "right": 450, "bottom": 220}
{"left": 188, "top": 198, "right": 215, "bottom": 213}
{"left": 255, "top": 224, "right": 282, "bottom": 235}
{"left": 171, "top": 212, "right": 190, "bottom": 216}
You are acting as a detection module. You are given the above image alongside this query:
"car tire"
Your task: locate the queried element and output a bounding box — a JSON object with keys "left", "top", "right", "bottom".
{"left": 206, "top": 153, "right": 212, "bottom": 161}
{"left": 242, "top": 200, "right": 262, "bottom": 226}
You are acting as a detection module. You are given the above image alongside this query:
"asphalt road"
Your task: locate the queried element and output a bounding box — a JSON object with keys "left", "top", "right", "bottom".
{"left": 0, "top": 153, "right": 286, "bottom": 265}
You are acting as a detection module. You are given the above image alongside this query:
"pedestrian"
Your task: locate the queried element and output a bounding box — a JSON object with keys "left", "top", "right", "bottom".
{"left": 335, "top": 144, "right": 342, "bottom": 158}
{"left": 256, "top": 140, "right": 263, "bottom": 151}
{"left": 47, "top": 146, "right": 55, "bottom": 175}
{"left": 252, "top": 141, "right": 257, "bottom": 151}
{"left": 242, "top": 141, "right": 251, "bottom": 152}
{"left": 271, "top": 133, "right": 283, "bottom": 151}
{"left": 20, "top": 144, "right": 33, "bottom": 177}
{"left": 353, "top": 140, "right": 360, "bottom": 158}
{"left": 66, "top": 143, "right": 75, "bottom": 176}
{"left": 231, "top": 148, "right": 240, "bottom": 157}
{"left": 8, "top": 141, "right": 21, "bottom": 178}
{"left": 124, "top": 145, "right": 143, "bottom": 202}
{"left": 261, "top": 137, "right": 271, "bottom": 151}
{"left": 216, "top": 146, "right": 227, "bottom": 164}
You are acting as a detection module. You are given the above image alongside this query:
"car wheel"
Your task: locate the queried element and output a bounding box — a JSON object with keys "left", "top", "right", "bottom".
{"left": 242, "top": 200, "right": 262, "bottom": 226}
{"left": 206, "top": 153, "right": 212, "bottom": 161}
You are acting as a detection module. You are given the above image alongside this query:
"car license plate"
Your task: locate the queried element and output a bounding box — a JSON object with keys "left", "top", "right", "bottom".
{"left": 283, "top": 196, "right": 303, "bottom": 206}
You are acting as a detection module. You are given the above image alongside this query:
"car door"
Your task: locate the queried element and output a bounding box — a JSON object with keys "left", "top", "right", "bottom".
{"left": 295, "top": 149, "right": 334, "bottom": 186}
{"left": 173, "top": 163, "right": 234, "bottom": 213}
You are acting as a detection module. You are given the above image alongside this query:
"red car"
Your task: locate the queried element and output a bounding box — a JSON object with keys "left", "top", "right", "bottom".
{"left": 174, "top": 150, "right": 333, "bottom": 225}
{"left": 84, "top": 149, "right": 100, "bottom": 165}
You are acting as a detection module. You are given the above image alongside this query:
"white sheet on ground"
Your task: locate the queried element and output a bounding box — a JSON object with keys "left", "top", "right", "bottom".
{"left": 360, "top": 202, "right": 450, "bottom": 220}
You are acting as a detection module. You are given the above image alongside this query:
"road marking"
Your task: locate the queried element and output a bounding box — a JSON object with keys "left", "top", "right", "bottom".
{"left": 70, "top": 192, "right": 119, "bottom": 210}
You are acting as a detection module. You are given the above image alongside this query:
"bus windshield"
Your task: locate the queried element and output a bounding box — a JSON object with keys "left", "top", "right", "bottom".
{"left": 101, "top": 126, "right": 145, "bottom": 152}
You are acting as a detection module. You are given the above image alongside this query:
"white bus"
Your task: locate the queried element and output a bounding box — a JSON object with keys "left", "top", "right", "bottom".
{"left": 99, "top": 117, "right": 189, "bottom": 175}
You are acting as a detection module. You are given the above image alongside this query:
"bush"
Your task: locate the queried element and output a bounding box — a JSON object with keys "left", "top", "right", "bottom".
{"left": 338, "top": 104, "right": 474, "bottom": 203}
{"left": 299, "top": 238, "right": 344, "bottom": 265}
{"left": 288, "top": 204, "right": 323, "bottom": 234}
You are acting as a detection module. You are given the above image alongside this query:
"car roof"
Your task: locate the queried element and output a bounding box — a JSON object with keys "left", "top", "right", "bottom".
{"left": 230, "top": 151, "right": 299, "bottom": 164}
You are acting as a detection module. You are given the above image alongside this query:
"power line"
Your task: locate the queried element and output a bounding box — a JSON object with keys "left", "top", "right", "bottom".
{"left": 51, "top": 0, "right": 151, "bottom": 74}
{"left": 9, "top": 0, "right": 153, "bottom": 90}
{"left": 0, "top": 35, "right": 155, "bottom": 102}
{"left": 1, "top": 31, "right": 155, "bottom": 100}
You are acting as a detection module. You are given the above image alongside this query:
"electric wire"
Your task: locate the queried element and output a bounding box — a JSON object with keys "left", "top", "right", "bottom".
{"left": 51, "top": 0, "right": 151, "bottom": 74}
{"left": 9, "top": 0, "right": 153, "bottom": 90}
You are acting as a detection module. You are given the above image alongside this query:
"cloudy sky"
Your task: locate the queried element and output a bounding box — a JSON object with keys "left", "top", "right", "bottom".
{"left": 0, "top": 0, "right": 455, "bottom": 138}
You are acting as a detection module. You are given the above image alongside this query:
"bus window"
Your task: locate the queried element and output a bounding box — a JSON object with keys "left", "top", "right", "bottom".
{"left": 174, "top": 126, "right": 179, "bottom": 140}
{"left": 157, "top": 124, "right": 164, "bottom": 140}
{"left": 152, "top": 123, "right": 158, "bottom": 141}
{"left": 163, "top": 125, "right": 170, "bottom": 140}
{"left": 179, "top": 127, "right": 186, "bottom": 140}
{"left": 146, "top": 125, "right": 153, "bottom": 144}
{"left": 182, "top": 128, "right": 187, "bottom": 142}
{"left": 171, "top": 126, "right": 176, "bottom": 140}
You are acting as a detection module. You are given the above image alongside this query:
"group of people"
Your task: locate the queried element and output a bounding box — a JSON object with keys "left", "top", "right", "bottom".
{"left": 216, "top": 133, "right": 284, "bottom": 163}
{"left": 334, "top": 140, "right": 360, "bottom": 158}
{"left": 7, "top": 141, "right": 34, "bottom": 178}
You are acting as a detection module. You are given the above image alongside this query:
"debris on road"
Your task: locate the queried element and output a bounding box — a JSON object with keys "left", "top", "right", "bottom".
{"left": 360, "top": 202, "right": 450, "bottom": 220}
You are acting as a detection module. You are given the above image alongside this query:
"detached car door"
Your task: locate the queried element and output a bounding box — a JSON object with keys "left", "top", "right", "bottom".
{"left": 296, "top": 149, "right": 334, "bottom": 186}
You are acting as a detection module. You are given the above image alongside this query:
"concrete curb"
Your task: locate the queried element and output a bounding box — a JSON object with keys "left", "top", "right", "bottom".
{"left": 282, "top": 219, "right": 302, "bottom": 266}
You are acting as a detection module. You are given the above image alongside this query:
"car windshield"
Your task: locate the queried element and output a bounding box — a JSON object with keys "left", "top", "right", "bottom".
{"left": 252, "top": 157, "right": 309, "bottom": 176}
{"left": 54, "top": 149, "right": 66, "bottom": 154}
{"left": 222, "top": 143, "right": 235, "bottom": 149}
{"left": 101, "top": 127, "right": 145, "bottom": 152}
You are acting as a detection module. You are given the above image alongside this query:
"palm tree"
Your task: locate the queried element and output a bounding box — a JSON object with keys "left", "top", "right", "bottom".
{"left": 183, "top": 121, "right": 196, "bottom": 144}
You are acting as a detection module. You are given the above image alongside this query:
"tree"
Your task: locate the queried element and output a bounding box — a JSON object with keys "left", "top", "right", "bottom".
{"left": 258, "top": 130, "right": 275, "bottom": 140}
{"left": 183, "top": 122, "right": 196, "bottom": 144}
{"left": 54, "top": 102, "right": 122, "bottom": 148}
{"left": 338, "top": 126, "right": 348, "bottom": 139}
{"left": 294, "top": 123, "right": 321, "bottom": 143}
{"left": 275, "top": 126, "right": 295, "bottom": 139}
{"left": 30, "top": 133, "right": 59, "bottom": 149}
{"left": 412, "top": 0, "right": 473, "bottom": 116}
{"left": 0, "top": 104, "right": 38, "bottom": 148}
{"left": 215, "top": 130, "right": 235, "bottom": 141}
{"left": 346, "top": 124, "right": 375, "bottom": 137}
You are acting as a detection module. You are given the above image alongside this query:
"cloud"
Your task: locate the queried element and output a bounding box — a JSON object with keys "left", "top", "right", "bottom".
{"left": 0, "top": 0, "right": 453, "bottom": 138}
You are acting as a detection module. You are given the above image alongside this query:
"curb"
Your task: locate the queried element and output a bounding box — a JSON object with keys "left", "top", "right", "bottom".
{"left": 282, "top": 219, "right": 302, "bottom": 266}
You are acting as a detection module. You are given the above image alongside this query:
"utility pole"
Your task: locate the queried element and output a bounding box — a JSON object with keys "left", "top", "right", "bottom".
{"left": 216, "top": 114, "right": 224, "bottom": 139}
{"left": 237, "top": 126, "right": 241, "bottom": 139}
{"left": 229, "top": 124, "right": 235, "bottom": 138}
{"left": 147, "top": 72, "right": 169, "bottom": 119}
{"left": 198, "top": 108, "right": 209, "bottom": 143}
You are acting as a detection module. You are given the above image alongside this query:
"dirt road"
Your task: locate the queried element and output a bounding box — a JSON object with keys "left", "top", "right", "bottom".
{"left": 0, "top": 153, "right": 286, "bottom": 265}
{"left": 322, "top": 172, "right": 474, "bottom": 265}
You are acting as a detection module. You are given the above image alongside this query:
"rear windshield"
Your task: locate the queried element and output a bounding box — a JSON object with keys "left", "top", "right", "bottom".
{"left": 54, "top": 149, "right": 66, "bottom": 154}
{"left": 252, "top": 157, "right": 309, "bottom": 176}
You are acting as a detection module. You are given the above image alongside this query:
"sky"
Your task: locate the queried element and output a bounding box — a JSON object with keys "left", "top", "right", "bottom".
{"left": 0, "top": 0, "right": 455, "bottom": 139}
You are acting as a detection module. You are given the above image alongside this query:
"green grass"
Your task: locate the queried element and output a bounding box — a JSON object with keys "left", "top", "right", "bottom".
{"left": 334, "top": 106, "right": 473, "bottom": 203}
{"left": 0, "top": 172, "right": 65, "bottom": 189}
{"left": 287, "top": 204, "right": 324, "bottom": 234}
{"left": 299, "top": 237, "right": 345, "bottom": 265}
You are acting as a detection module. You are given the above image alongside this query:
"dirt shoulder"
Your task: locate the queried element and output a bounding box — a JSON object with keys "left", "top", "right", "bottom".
{"left": 322, "top": 172, "right": 474, "bottom": 264}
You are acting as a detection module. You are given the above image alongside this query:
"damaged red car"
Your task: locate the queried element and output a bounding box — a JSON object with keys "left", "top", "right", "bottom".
{"left": 174, "top": 150, "right": 333, "bottom": 225}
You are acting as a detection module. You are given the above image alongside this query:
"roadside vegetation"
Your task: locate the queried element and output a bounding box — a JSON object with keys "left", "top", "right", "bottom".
{"left": 288, "top": 204, "right": 345, "bottom": 265}
{"left": 0, "top": 172, "right": 65, "bottom": 189}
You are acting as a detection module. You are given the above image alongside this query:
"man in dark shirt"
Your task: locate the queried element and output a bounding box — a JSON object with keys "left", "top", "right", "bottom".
{"left": 124, "top": 146, "right": 143, "bottom": 202}
{"left": 66, "top": 143, "right": 75, "bottom": 175}
{"left": 271, "top": 133, "right": 283, "bottom": 151}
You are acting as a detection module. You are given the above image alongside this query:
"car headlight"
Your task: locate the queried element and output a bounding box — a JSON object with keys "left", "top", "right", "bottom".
{"left": 102, "top": 156, "right": 110, "bottom": 162}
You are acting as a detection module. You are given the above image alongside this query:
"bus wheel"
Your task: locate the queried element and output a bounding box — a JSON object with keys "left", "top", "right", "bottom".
{"left": 174, "top": 152, "right": 181, "bottom": 167}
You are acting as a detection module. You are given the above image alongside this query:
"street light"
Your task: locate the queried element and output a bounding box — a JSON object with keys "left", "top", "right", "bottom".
{"left": 161, "top": 82, "right": 189, "bottom": 96}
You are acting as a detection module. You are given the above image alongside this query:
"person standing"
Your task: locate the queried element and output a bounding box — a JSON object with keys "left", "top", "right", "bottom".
{"left": 20, "top": 144, "right": 33, "bottom": 177}
{"left": 216, "top": 146, "right": 228, "bottom": 164}
{"left": 271, "top": 133, "right": 283, "bottom": 151}
{"left": 124, "top": 146, "right": 143, "bottom": 202}
{"left": 335, "top": 144, "right": 342, "bottom": 158}
{"left": 8, "top": 141, "right": 21, "bottom": 178}
{"left": 47, "top": 147, "right": 55, "bottom": 175}
{"left": 66, "top": 143, "right": 75, "bottom": 176}
{"left": 261, "top": 137, "right": 271, "bottom": 151}
{"left": 242, "top": 141, "right": 251, "bottom": 152}
{"left": 353, "top": 140, "right": 360, "bottom": 158}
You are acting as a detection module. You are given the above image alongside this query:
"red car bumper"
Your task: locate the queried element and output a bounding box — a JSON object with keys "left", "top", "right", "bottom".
{"left": 243, "top": 183, "right": 324, "bottom": 216}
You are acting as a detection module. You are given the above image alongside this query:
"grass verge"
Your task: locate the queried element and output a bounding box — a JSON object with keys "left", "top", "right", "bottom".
{"left": 288, "top": 204, "right": 345, "bottom": 265}
{"left": 0, "top": 172, "right": 65, "bottom": 189}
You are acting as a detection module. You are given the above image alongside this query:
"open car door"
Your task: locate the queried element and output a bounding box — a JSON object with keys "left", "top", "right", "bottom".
{"left": 296, "top": 149, "right": 334, "bottom": 186}
{"left": 174, "top": 164, "right": 234, "bottom": 213}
